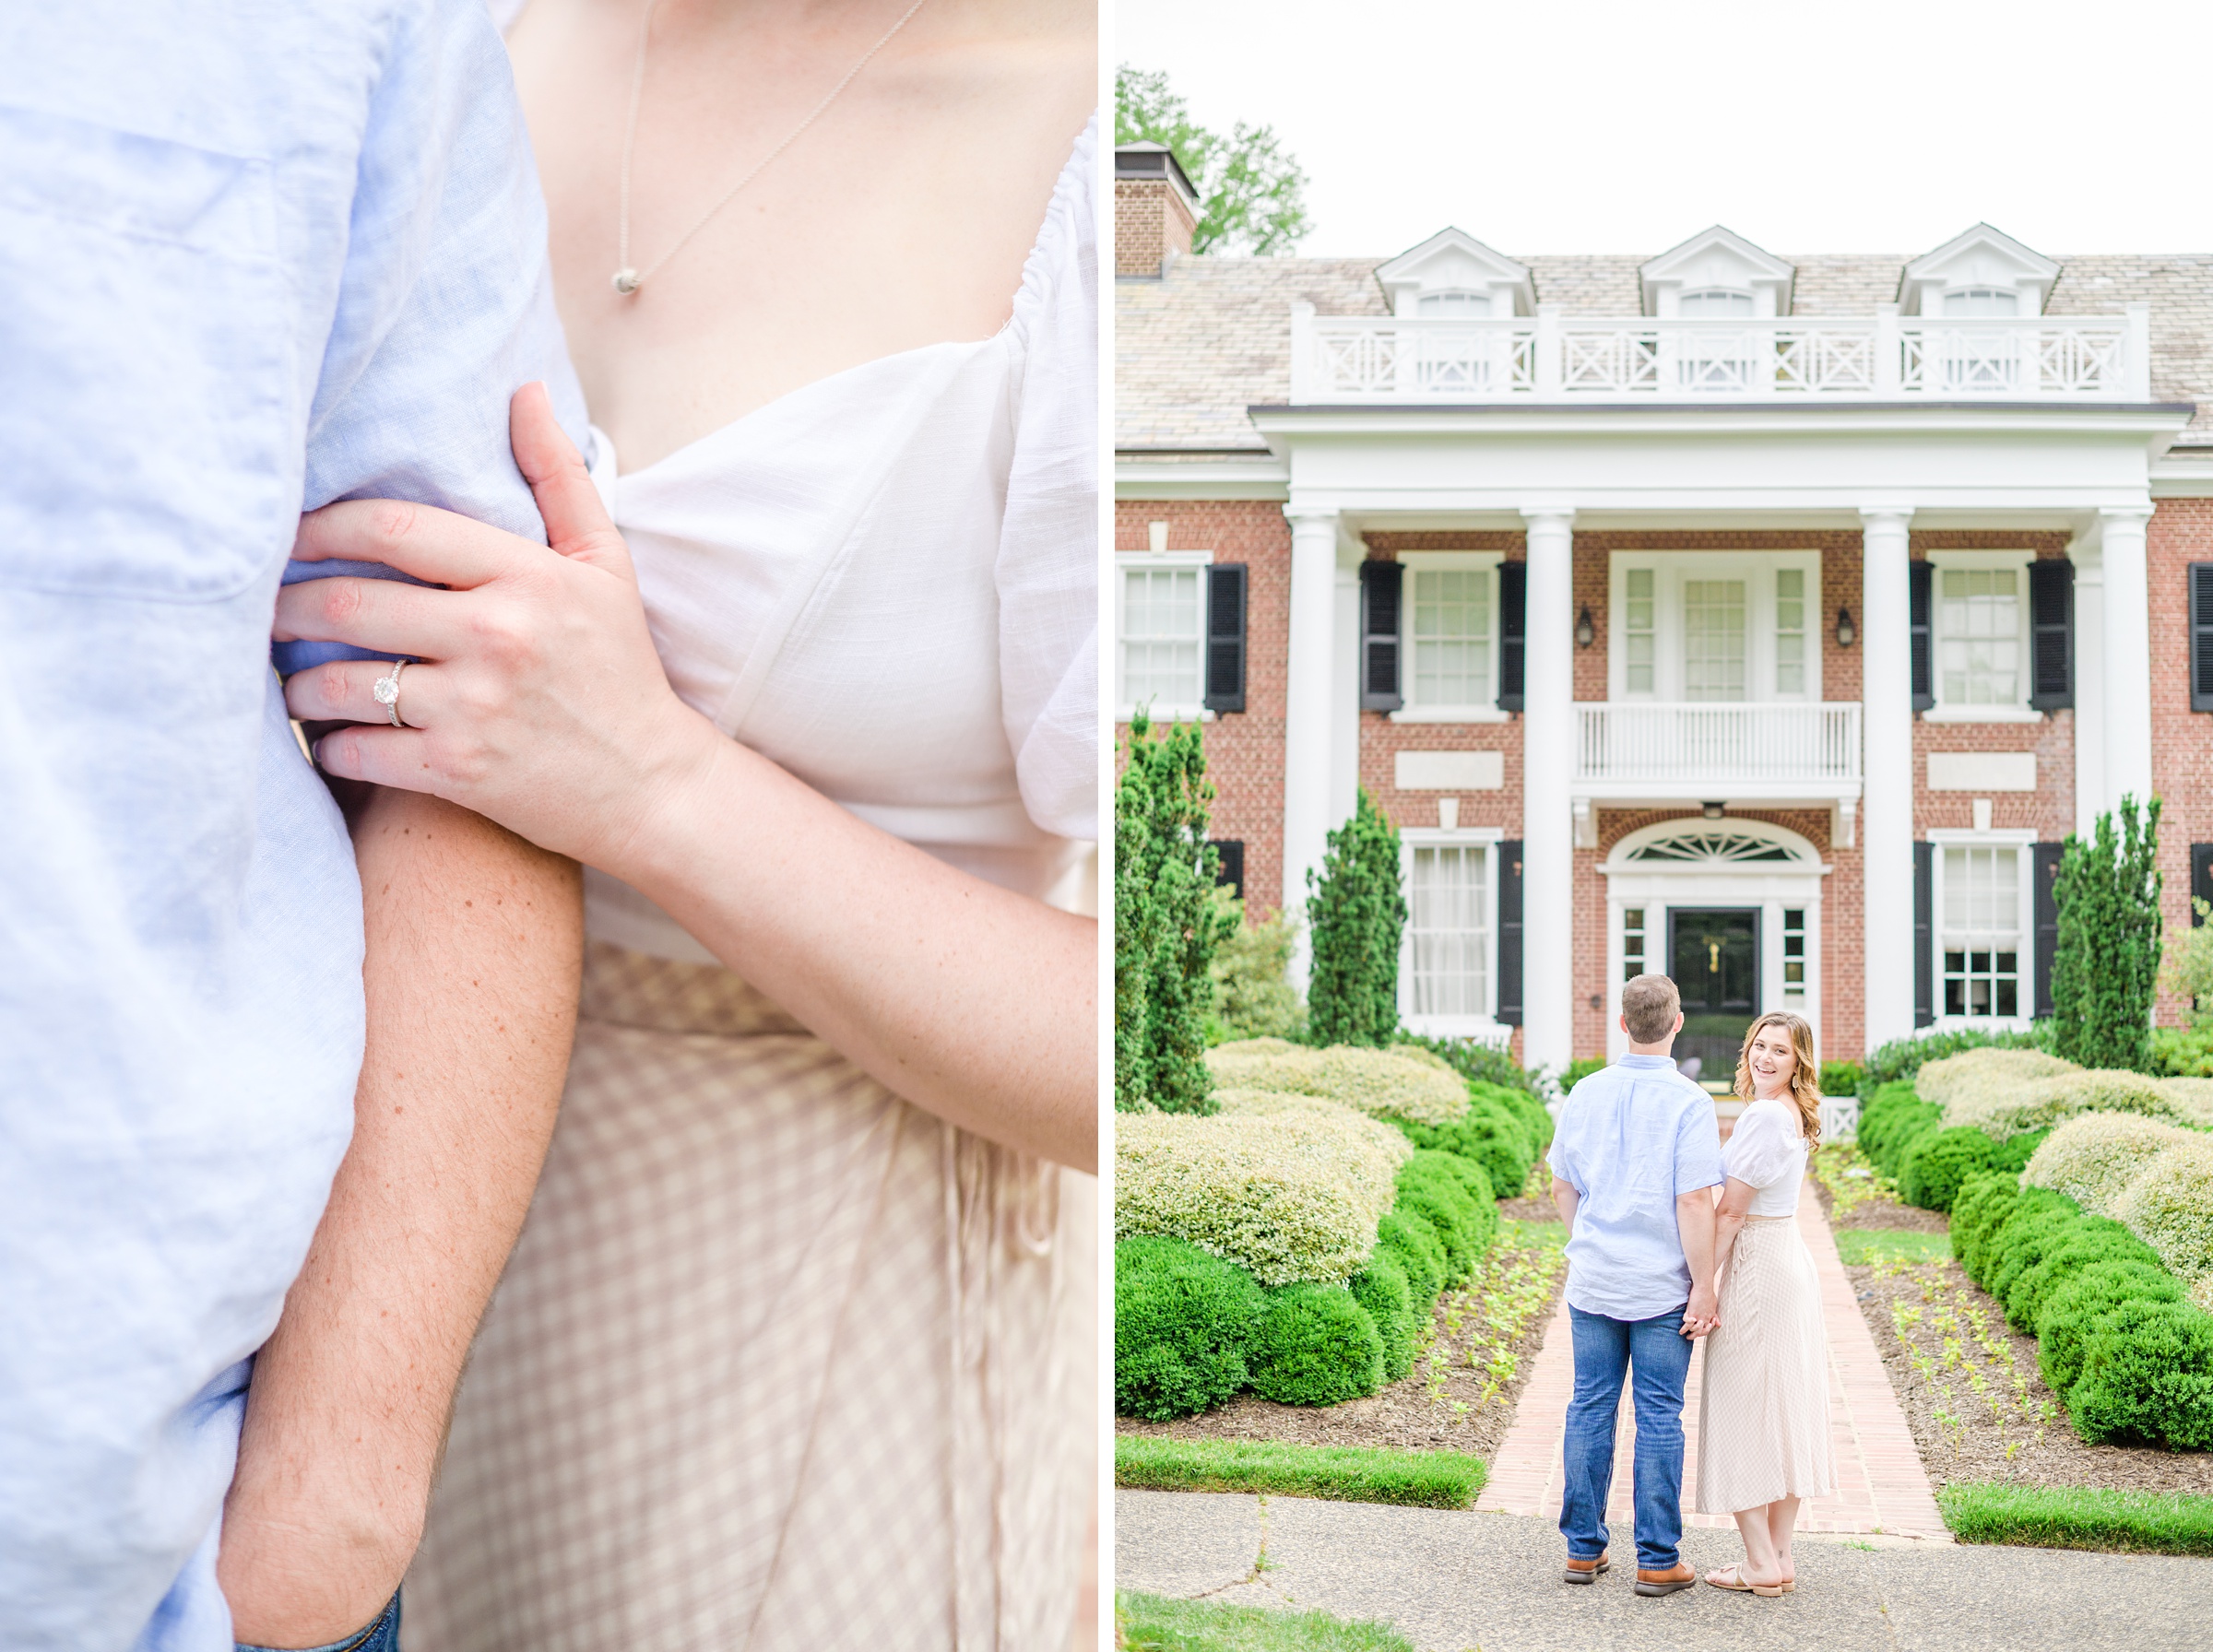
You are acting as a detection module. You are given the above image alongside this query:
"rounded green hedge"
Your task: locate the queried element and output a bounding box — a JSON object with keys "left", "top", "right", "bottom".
{"left": 1899, "top": 1126, "right": 1998, "bottom": 1212}
{"left": 2035, "top": 1259, "right": 2186, "bottom": 1398}
{"left": 1376, "top": 1209, "right": 1444, "bottom": 1305}
{"left": 1987, "top": 1208, "right": 2086, "bottom": 1325}
{"left": 1989, "top": 1127, "right": 2051, "bottom": 1176}
{"left": 2068, "top": 1297, "right": 2213, "bottom": 1450}
{"left": 1115, "top": 1237, "right": 1266, "bottom": 1421}
{"left": 1248, "top": 1282, "right": 1385, "bottom": 1407}
{"left": 1393, "top": 1150, "right": 1492, "bottom": 1285}
{"left": 1949, "top": 1170, "right": 2021, "bottom": 1280}
{"left": 1475, "top": 1080, "right": 1554, "bottom": 1155}
{"left": 1351, "top": 1250, "right": 1417, "bottom": 1383}
{"left": 2003, "top": 1218, "right": 2160, "bottom": 1334}
{"left": 1395, "top": 1100, "right": 1532, "bottom": 1203}
{"left": 1859, "top": 1082, "right": 1943, "bottom": 1180}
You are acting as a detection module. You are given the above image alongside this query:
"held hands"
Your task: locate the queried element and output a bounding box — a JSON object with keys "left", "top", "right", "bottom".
{"left": 1682, "top": 1284, "right": 1721, "bottom": 1339}
{"left": 278, "top": 384, "right": 719, "bottom": 874}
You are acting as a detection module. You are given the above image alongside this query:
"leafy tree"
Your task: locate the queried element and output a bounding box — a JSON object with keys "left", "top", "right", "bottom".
{"left": 2053, "top": 794, "right": 2164, "bottom": 1073}
{"left": 1305, "top": 789, "right": 1406, "bottom": 1047}
{"left": 1206, "top": 890, "right": 1306, "bottom": 1043}
{"left": 1115, "top": 714, "right": 1235, "bottom": 1111}
{"left": 1115, "top": 65, "right": 1310, "bottom": 256}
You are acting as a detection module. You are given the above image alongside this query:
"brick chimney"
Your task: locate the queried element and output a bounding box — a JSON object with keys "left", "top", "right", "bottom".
{"left": 1115, "top": 142, "right": 1201, "bottom": 279}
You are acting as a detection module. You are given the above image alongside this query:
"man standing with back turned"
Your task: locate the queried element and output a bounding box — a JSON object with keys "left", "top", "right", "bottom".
{"left": 1546, "top": 974, "right": 1725, "bottom": 1596}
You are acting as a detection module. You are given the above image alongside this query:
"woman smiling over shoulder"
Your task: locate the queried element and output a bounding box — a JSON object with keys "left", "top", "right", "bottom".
{"left": 1696, "top": 1011, "right": 1833, "bottom": 1599}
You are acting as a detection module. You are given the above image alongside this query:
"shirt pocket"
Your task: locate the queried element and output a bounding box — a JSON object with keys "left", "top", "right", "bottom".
{"left": 0, "top": 102, "right": 291, "bottom": 600}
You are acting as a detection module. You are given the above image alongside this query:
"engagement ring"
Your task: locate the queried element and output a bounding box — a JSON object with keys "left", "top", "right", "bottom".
{"left": 372, "top": 659, "right": 408, "bottom": 727}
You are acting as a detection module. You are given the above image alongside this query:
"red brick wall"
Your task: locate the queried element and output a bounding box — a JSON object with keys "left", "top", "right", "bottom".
{"left": 1114, "top": 178, "right": 1194, "bottom": 278}
{"left": 1115, "top": 502, "right": 1292, "bottom": 919}
{"left": 2150, "top": 500, "right": 2213, "bottom": 1024}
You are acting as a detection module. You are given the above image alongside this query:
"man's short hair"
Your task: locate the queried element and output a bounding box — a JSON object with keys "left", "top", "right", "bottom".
{"left": 1621, "top": 974, "right": 1681, "bottom": 1044}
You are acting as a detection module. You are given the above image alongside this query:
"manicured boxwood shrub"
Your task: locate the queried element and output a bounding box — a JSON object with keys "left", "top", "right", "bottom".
{"left": 1375, "top": 1208, "right": 1444, "bottom": 1305}
{"left": 1989, "top": 1127, "right": 2051, "bottom": 1175}
{"left": 1858, "top": 1081, "right": 1942, "bottom": 1180}
{"left": 2003, "top": 1216, "right": 2161, "bottom": 1334}
{"left": 1114, "top": 1237, "right": 1267, "bottom": 1421}
{"left": 1248, "top": 1282, "right": 1385, "bottom": 1407}
{"left": 1986, "top": 1206, "right": 2087, "bottom": 1326}
{"left": 2068, "top": 1298, "right": 2213, "bottom": 1450}
{"left": 1351, "top": 1250, "right": 1416, "bottom": 1382}
{"left": 1476, "top": 1080, "right": 1555, "bottom": 1154}
{"left": 1392, "top": 1101, "right": 1530, "bottom": 1210}
{"left": 2036, "top": 1260, "right": 2184, "bottom": 1398}
{"left": 1205, "top": 1041, "right": 1471, "bottom": 1126}
{"left": 1899, "top": 1126, "right": 1998, "bottom": 1212}
{"left": 1391, "top": 1150, "right": 1495, "bottom": 1285}
{"left": 1949, "top": 1171, "right": 2023, "bottom": 1279}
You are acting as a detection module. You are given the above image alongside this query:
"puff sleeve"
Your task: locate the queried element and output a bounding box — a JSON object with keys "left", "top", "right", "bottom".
{"left": 1723, "top": 1103, "right": 1805, "bottom": 1191}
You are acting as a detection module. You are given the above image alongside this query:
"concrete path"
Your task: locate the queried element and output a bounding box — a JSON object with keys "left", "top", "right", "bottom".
{"left": 1478, "top": 1176, "right": 1947, "bottom": 1539}
{"left": 1118, "top": 1490, "right": 2213, "bottom": 1652}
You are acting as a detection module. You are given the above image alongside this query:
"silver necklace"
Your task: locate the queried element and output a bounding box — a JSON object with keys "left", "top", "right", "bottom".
{"left": 612, "top": 0, "right": 929, "bottom": 296}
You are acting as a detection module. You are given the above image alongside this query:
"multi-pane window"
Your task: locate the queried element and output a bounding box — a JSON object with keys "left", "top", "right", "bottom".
{"left": 1679, "top": 289, "right": 1755, "bottom": 316}
{"left": 1418, "top": 289, "right": 1492, "bottom": 316}
{"left": 1942, "top": 287, "right": 2019, "bottom": 316}
{"left": 1407, "top": 845, "right": 1490, "bottom": 1018}
{"left": 1775, "top": 570, "right": 1806, "bottom": 695}
{"left": 1408, "top": 567, "right": 1492, "bottom": 707}
{"left": 1943, "top": 847, "right": 2021, "bottom": 1018}
{"left": 1938, "top": 567, "right": 2022, "bottom": 707}
{"left": 1782, "top": 907, "right": 1806, "bottom": 989}
{"left": 1623, "top": 908, "right": 1647, "bottom": 982}
{"left": 1119, "top": 565, "right": 1203, "bottom": 714}
{"left": 1624, "top": 570, "right": 1656, "bottom": 694}
{"left": 1684, "top": 579, "right": 1746, "bottom": 701}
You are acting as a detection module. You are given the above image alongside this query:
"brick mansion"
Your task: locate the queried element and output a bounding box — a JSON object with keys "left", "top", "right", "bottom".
{"left": 1114, "top": 142, "right": 2213, "bottom": 1073}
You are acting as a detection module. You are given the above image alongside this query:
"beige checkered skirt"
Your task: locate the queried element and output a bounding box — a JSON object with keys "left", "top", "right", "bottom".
{"left": 402, "top": 943, "right": 1096, "bottom": 1651}
{"left": 1695, "top": 1215, "right": 1833, "bottom": 1515}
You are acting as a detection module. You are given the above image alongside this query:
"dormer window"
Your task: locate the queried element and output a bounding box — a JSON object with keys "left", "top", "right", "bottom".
{"left": 1942, "top": 287, "right": 2020, "bottom": 317}
{"left": 1677, "top": 288, "right": 1755, "bottom": 317}
{"left": 1417, "top": 289, "right": 1493, "bottom": 317}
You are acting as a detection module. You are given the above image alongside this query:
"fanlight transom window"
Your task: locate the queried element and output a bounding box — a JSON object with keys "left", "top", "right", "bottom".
{"left": 1625, "top": 830, "right": 1802, "bottom": 865}
{"left": 1417, "top": 289, "right": 1494, "bottom": 316}
{"left": 1942, "top": 287, "right": 2020, "bottom": 317}
{"left": 1678, "top": 288, "right": 1755, "bottom": 316}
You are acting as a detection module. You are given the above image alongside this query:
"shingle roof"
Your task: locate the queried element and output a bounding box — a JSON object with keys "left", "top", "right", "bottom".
{"left": 1115, "top": 250, "right": 2213, "bottom": 450}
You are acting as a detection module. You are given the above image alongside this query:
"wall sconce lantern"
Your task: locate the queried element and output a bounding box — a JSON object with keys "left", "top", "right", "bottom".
{"left": 1574, "top": 605, "right": 1595, "bottom": 648}
{"left": 1701, "top": 800, "right": 1726, "bottom": 820}
{"left": 1836, "top": 607, "right": 1857, "bottom": 647}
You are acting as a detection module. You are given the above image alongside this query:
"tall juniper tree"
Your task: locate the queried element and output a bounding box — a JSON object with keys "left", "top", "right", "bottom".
{"left": 1305, "top": 789, "right": 1407, "bottom": 1047}
{"left": 2052, "top": 793, "right": 2163, "bottom": 1073}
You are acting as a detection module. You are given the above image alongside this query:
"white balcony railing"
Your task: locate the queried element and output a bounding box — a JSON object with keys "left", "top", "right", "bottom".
{"left": 1574, "top": 702, "right": 1862, "bottom": 788}
{"left": 1289, "top": 306, "right": 2152, "bottom": 404}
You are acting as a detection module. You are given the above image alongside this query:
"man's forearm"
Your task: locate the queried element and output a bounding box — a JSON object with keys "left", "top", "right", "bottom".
{"left": 1550, "top": 1176, "right": 1579, "bottom": 1237}
{"left": 219, "top": 787, "right": 581, "bottom": 1646}
{"left": 1676, "top": 1193, "right": 1719, "bottom": 1300}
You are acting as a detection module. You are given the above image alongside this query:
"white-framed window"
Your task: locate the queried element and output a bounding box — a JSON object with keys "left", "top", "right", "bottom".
{"left": 1781, "top": 906, "right": 1807, "bottom": 993}
{"left": 1400, "top": 827, "right": 1504, "bottom": 1035}
{"left": 1622, "top": 905, "right": 1648, "bottom": 981}
{"left": 1115, "top": 549, "right": 1213, "bottom": 721}
{"left": 1392, "top": 550, "right": 1507, "bottom": 722}
{"left": 1930, "top": 830, "right": 2037, "bottom": 1026}
{"left": 1608, "top": 551, "right": 1823, "bottom": 702}
{"left": 1942, "top": 287, "right": 2020, "bottom": 316}
{"left": 1679, "top": 288, "right": 1756, "bottom": 316}
{"left": 1925, "top": 549, "right": 2039, "bottom": 722}
{"left": 1417, "top": 289, "right": 1493, "bottom": 316}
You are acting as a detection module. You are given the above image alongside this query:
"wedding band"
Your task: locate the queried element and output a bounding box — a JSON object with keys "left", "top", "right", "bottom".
{"left": 371, "top": 659, "right": 408, "bottom": 727}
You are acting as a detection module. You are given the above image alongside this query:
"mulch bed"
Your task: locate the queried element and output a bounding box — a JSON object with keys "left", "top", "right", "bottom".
{"left": 1117, "top": 1224, "right": 1568, "bottom": 1457}
{"left": 1838, "top": 1205, "right": 2213, "bottom": 1497}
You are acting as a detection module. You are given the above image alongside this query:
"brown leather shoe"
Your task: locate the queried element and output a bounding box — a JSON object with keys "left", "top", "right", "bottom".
{"left": 1563, "top": 1550, "right": 1609, "bottom": 1584}
{"left": 1635, "top": 1562, "right": 1697, "bottom": 1597}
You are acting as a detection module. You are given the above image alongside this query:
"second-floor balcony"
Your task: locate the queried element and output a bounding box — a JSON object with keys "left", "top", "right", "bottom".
{"left": 1289, "top": 306, "right": 2152, "bottom": 405}
{"left": 1572, "top": 701, "right": 1863, "bottom": 844}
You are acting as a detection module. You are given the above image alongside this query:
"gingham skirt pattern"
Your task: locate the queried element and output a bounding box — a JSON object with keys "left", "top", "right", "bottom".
{"left": 1696, "top": 1215, "right": 1834, "bottom": 1515}
{"left": 402, "top": 943, "right": 1096, "bottom": 1651}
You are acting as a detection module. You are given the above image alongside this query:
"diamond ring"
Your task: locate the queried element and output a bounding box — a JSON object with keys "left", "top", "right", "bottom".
{"left": 371, "top": 659, "right": 408, "bottom": 727}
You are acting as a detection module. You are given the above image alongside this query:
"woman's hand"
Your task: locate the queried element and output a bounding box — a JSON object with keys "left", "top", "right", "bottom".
{"left": 278, "top": 384, "right": 720, "bottom": 873}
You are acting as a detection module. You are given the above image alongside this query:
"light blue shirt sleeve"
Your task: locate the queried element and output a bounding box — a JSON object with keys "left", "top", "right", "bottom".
{"left": 1674, "top": 1093, "right": 1727, "bottom": 1195}
{"left": 272, "top": 0, "right": 587, "bottom": 676}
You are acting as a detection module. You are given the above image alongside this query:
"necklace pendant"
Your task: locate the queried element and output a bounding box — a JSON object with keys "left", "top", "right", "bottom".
{"left": 612, "top": 267, "right": 641, "bottom": 296}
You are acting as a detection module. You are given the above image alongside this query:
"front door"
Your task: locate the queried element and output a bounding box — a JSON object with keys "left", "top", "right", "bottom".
{"left": 1668, "top": 907, "right": 1759, "bottom": 1085}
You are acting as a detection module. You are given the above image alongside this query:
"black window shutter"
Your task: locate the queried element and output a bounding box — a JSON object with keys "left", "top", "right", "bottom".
{"left": 2192, "top": 565, "right": 2213, "bottom": 713}
{"left": 1359, "top": 560, "right": 1403, "bottom": 712}
{"left": 2192, "top": 842, "right": 2213, "bottom": 926}
{"left": 1496, "top": 840, "right": 1524, "bottom": 1026}
{"left": 1210, "top": 839, "right": 1245, "bottom": 901}
{"left": 2034, "top": 842, "right": 2063, "bottom": 1017}
{"left": 1910, "top": 560, "right": 1934, "bottom": 713}
{"left": 2028, "top": 559, "right": 2073, "bottom": 710}
{"left": 1913, "top": 840, "right": 1935, "bottom": 1028}
{"left": 1498, "top": 560, "right": 1527, "bottom": 713}
{"left": 1203, "top": 563, "right": 1247, "bottom": 714}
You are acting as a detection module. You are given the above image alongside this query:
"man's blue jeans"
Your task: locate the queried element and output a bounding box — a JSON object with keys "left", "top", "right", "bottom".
{"left": 1560, "top": 1304, "right": 1694, "bottom": 1571}
{"left": 238, "top": 1592, "right": 399, "bottom": 1652}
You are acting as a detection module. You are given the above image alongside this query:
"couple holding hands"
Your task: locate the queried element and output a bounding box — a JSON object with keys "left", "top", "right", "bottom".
{"left": 1548, "top": 979, "right": 1836, "bottom": 1599}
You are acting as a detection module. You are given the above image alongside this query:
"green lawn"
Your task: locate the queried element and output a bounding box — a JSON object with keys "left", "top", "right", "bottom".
{"left": 1939, "top": 1481, "right": 2213, "bottom": 1556}
{"left": 1119, "top": 1592, "right": 1416, "bottom": 1652}
{"left": 1116, "top": 1435, "right": 1486, "bottom": 1509}
{"left": 1499, "top": 1216, "right": 1568, "bottom": 1250}
{"left": 1832, "top": 1228, "right": 1953, "bottom": 1266}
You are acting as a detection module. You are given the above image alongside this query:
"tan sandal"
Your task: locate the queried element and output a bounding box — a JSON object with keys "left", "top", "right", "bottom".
{"left": 1704, "top": 1564, "right": 1784, "bottom": 1599}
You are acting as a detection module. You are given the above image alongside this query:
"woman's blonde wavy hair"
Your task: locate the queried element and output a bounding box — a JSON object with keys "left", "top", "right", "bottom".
{"left": 1733, "top": 1010, "right": 1822, "bottom": 1147}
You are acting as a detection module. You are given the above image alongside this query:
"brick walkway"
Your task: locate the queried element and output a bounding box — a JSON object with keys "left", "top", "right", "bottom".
{"left": 1475, "top": 1180, "right": 1949, "bottom": 1540}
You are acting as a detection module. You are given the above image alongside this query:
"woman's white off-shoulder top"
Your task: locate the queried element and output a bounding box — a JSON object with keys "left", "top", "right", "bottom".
{"left": 1722, "top": 1095, "right": 1812, "bottom": 1217}
{"left": 581, "top": 119, "right": 1098, "bottom": 962}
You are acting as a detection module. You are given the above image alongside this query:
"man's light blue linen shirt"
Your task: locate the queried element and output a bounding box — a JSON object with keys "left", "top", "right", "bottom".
{"left": 1546, "top": 1055, "right": 1727, "bottom": 1322}
{"left": 0, "top": 5, "right": 586, "bottom": 1647}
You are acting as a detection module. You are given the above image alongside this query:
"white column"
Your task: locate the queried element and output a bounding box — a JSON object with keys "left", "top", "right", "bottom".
{"left": 1861, "top": 508, "right": 1916, "bottom": 1050}
{"left": 1282, "top": 505, "right": 1342, "bottom": 988}
{"left": 2100, "top": 506, "right": 2155, "bottom": 814}
{"left": 1331, "top": 560, "right": 1360, "bottom": 828}
{"left": 2071, "top": 541, "right": 2105, "bottom": 839}
{"left": 1521, "top": 508, "right": 1575, "bottom": 1072}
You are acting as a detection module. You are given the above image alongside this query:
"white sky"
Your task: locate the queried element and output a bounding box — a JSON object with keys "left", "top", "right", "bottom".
{"left": 1117, "top": 0, "right": 2213, "bottom": 261}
